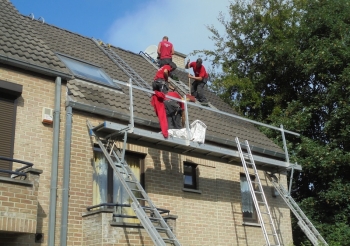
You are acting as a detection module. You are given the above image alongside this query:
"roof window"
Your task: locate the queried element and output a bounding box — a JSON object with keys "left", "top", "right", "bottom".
{"left": 57, "top": 54, "right": 119, "bottom": 89}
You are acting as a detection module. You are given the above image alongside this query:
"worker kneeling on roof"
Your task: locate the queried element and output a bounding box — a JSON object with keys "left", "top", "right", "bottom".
{"left": 152, "top": 62, "right": 177, "bottom": 94}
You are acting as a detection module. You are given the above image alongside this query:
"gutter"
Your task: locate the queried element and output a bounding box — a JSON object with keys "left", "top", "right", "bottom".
{"left": 60, "top": 106, "right": 73, "bottom": 246}
{"left": 66, "top": 100, "right": 286, "bottom": 160}
{"left": 47, "top": 77, "right": 61, "bottom": 246}
{"left": 0, "top": 54, "right": 72, "bottom": 80}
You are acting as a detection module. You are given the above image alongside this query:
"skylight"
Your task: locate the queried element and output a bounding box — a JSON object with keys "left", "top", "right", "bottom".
{"left": 57, "top": 54, "right": 119, "bottom": 88}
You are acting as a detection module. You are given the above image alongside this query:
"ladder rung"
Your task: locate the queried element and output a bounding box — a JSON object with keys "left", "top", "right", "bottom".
{"left": 155, "top": 227, "right": 169, "bottom": 231}
{"left": 136, "top": 197, "right": 148, "bottom": 201}
{"left": 149, "top": 217, "right": 161, "bottom": 221}
{"left": 162, "top": 238, "right": 176, "bottom": 242}
{"left": 119, "top": 172, "right": 129, "bottom": 175}
{"left": 131, "top": 189, "right": 141, "bottom": 192}
{"left": 125, "top": 180, "right": 138, "bottom": 183}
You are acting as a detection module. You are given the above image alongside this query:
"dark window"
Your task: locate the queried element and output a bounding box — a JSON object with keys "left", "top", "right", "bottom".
{"left": 183, "top": 163, "right": 197, "bottom": 189}
{"left": 240, "top": 174, "right": 258, "bottom": 222}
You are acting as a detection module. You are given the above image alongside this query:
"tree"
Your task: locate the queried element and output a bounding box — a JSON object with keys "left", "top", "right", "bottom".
{"left": 200, "top": 0, "right": 350, "bottom": 244}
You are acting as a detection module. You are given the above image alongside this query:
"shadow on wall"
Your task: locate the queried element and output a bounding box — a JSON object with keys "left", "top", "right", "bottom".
{"left": 35, "top": 202, "right": 47, "bottom": 243}
{"left": 122, "top": 227, "right": 146, "bottom": 246}
{"left": 152, "top": 149, "right": 183, "bottom": 174}
{"left": 146, "top": 150, "right": 290, "bottom": 207}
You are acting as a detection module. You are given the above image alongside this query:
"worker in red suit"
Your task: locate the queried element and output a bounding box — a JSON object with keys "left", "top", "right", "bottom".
{"left": 164, "top": 90, "right": 184, "bottom": 129}
{"left": 157, "top": 36, "right": 174, "bottom": 68}
{"left": 185, "top": 58, "right": 209, "bottom": 106}
{"left": 152, "top": 62, "right": 176, "bottom": 94}
{"left": 151, "top": 62, "right": 176, "bottom": 138}
{"left": 151, "top": 91, "right": 168, "bottom": 138}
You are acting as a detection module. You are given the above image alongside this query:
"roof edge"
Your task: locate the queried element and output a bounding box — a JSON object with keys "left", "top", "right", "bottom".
{"left": 174, "top": 51, "right": 187, "bottom": 58}
{"left": 66, "top": 100, "right": 159, "bottom": 128}
{"left": 66, "top": 100, "right": 288, "bottom": 160}
{"left": 0, "top": 54, "right": 72, "bottom": 80}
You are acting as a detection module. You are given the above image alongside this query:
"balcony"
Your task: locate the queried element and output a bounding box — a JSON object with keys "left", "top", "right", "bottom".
{"left": 0, "top": 157, "right": 42, "bottom": 234}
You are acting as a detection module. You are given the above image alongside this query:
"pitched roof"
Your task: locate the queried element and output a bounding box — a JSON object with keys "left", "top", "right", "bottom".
{"left": 0, "top": 0, "right": 70, "bottom": 77}
{"left": 1, "top": 0, "right": 285, "bottom": 156}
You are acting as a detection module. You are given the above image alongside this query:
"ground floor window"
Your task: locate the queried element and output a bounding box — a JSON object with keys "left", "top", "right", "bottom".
{"left": 93, "top": 149, "right": 145, "bottom": 223}
{"left": 183, "top": 162, "right": 198, "bottom": 189}
{"left": 240, "top": 174, "right": 258, "bottom": 222}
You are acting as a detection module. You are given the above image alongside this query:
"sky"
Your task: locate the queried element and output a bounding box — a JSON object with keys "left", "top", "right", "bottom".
{"left": 11, "top": 0, "right": 231, "bottom": 68}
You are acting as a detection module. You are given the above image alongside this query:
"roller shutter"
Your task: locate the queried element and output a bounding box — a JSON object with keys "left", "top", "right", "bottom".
{"left": 0, "top": 97, "right": 15, "bottom": 177}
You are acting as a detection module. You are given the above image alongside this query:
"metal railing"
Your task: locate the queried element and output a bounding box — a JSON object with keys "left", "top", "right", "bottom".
{"left": 115, "top": 78, "right": 301, "bottom": 193}
{"left": 86, "top": 203, "right": 170, "bottom": 216}
{"left": 0, "top": 156, "right": 34, "bottom": 177}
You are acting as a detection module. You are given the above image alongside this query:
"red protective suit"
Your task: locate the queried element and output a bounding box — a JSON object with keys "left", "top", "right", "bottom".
{"left": 150, "top": 91, "right": 168, "bottom": 138}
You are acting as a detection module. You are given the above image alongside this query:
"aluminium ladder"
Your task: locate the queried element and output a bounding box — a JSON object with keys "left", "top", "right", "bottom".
{"left": 88, "top": 121, "right": 181, "bottom": 246}
{"left": 235, "top": 137, "right": 281, "bottom": 246}
{"left": 92, "top": 38, "right": 153, "bottom": 92}
{"left": 139, "top": 51, "right": 190, "bottom": 96}
{"left": 266, "top": 173, "right": 328, "bottom": 246}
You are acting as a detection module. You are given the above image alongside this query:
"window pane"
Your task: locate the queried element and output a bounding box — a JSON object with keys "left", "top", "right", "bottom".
{"left": 240, "top": 175, "right": 257, "bottom": 221}
{"left": 184, "top": 175, "right": 193, "bottom": 186}
{"left": 58, "top": 54, "right": 117, "bottom": 87}
{"left": 243, "top": 211, "right": 253, "bottom": 218}
{"left": 184, "top": 164, "right": 192, "bottom": 173}
{"left": 92, "top": 151, "right": 108, "bottom": 205}
{"left": 183, "top": 163, "right": 197, "bottom": 189}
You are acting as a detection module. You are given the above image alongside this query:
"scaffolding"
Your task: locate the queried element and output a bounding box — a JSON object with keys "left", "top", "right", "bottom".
{"left": 88, "top": 39, "right": 327, "bottom": 245}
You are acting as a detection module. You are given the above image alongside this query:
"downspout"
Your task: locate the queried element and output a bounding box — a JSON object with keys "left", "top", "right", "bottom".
{"left": 60, "top": 105, "right": 73, "bottom": 246}
{"left": 48, "top": 77, "right": 61, "bottom": 246}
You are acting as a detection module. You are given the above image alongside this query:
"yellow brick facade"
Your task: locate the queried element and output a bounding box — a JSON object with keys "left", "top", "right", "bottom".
{"left": 0, "top": 65, "right": 293, "bottom": 245}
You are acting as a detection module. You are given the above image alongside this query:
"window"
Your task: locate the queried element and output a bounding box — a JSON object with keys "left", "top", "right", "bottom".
{"left": 183, "top": 163, "right": 197, "bottom": 189}
{"left": 240, "top": 174, "right": 258, "bottom": 222}
{"left": 57, "top": 54, "right": 119, "bottom": 88}
{"left": 0, "top": 80, "right": 22, "bottom": 177}
{"left": 93, "top": 149, "right": 145, "bottom": 223}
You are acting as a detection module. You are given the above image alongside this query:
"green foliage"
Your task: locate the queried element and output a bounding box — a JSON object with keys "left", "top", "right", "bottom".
{"left": 201, "top": 0, "right": 350, "bottom": 244}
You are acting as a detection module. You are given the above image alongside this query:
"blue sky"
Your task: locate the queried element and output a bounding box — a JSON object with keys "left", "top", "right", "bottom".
{"left": 11, "top": 0, "right": 230, "bottom": 68}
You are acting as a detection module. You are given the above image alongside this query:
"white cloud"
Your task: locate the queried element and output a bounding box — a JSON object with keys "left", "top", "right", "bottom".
{"left": 106, "top": 0, "right": 230, "bottom": 67}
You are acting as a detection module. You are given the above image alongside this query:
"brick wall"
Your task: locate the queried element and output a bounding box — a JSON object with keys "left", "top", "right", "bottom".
{"left": 0, "top": 169, "right": 42, "bottom": 235}
{"left": 0, "top": 66, "right": 67, "bottom": 245}
{"left": 173, "top": 54, "right": 186, "bottom": 69}
{"left": 82, "top": 210, "right": 154, "bottom": 245}
{"left": 0, "top": 65, "right": 293, "bottom": 245}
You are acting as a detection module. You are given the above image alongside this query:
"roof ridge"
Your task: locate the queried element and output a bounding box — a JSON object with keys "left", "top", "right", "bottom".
{"left": 20, "top": 14, "right": 98, "bottom": 43}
